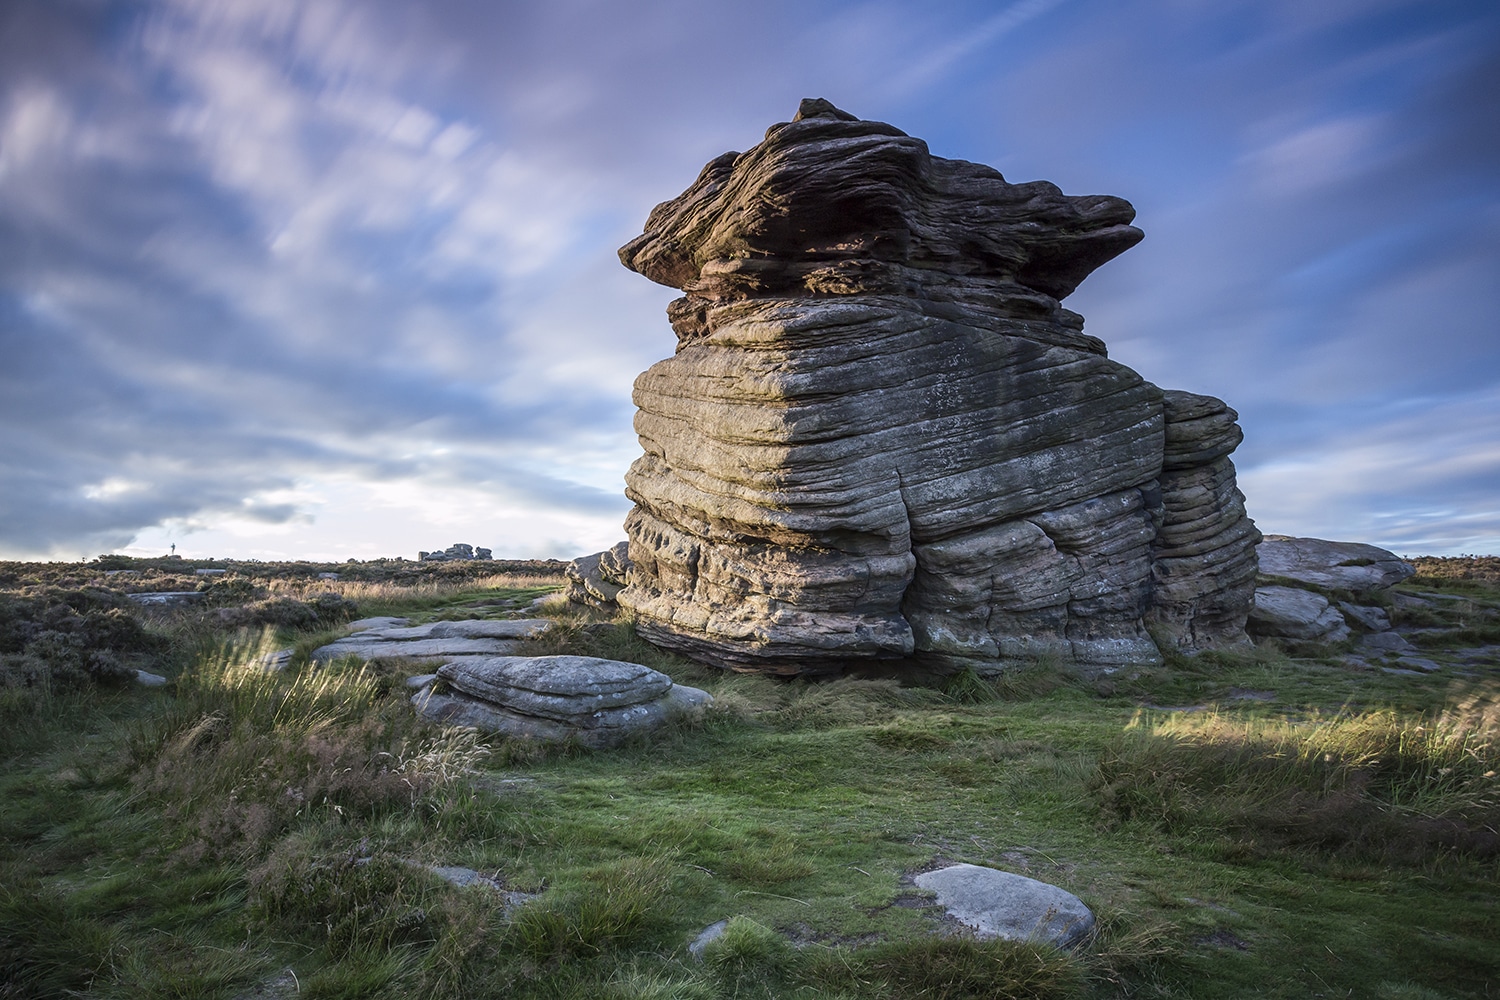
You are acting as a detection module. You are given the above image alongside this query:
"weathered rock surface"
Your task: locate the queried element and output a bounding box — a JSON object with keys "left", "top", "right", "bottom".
{"left": 412, "top": 655, "right": 711, "bottom": 747}
{"left": 913, "top": 863, "right": 1094, "bottom": 949}
{"left": 615, "top": 98, "right": 1257, "bottom": 675}
{"left": 564, "top": 541, "right": 632, "bottom": 610}
{"left": 1247, "top": 586, "right": 1351, "bottom": 644}
{"left": 1147, "top": 390, "right": 1261, "bottom": 653}
{"left": 1360, "top": 631, "right": 1415, "bottom": 654}
{"left": 1338, "top": 602, "right": 1392, "bottom": 632}
{"left": 312, "top": 619, "right": 552, "bottom": 663}
{"left": 1258, "top": 536, "right": 1415, "bottom": 594}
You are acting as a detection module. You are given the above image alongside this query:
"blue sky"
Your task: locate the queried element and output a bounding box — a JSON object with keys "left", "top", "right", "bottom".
{"left": 1, "top": 0, "right": 1496, "bottom": 562}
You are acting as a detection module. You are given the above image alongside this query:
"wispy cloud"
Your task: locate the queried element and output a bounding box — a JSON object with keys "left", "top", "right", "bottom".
{"left": 0, "top": 0, "right": 1496, "bottom": 560}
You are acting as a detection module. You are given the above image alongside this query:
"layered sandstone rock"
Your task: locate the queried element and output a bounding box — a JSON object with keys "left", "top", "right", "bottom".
{"left": 616, "top": 99, "right": 1258, "bottom": 675}
{"left": 411, "top": 655, "right": 712, "bottom": 748}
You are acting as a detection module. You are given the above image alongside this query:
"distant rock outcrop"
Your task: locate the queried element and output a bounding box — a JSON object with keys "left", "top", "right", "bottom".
{"left": 419, "top": 544, "right": 493, "bottom": 562}
{"left": 613, "top": 98, "right": 1259, "bottom": 675}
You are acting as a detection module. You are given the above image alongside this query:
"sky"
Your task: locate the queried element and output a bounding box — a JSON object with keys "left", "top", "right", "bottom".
{"left": 1, "top": 0, "right": 1497, "bottom": 563}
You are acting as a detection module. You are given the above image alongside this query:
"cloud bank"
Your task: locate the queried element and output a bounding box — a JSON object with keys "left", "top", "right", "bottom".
{"left": 1, "top": 0, "right": 1496, "bottom": 559}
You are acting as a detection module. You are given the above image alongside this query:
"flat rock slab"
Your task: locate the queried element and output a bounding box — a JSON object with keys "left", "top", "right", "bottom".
{"left": 1360, "top": 631, "right": 1415, "bottom": 654}
{"left": 1258, "top": 536, "right": 1415, "bottom": 593}
{"left": 313, "top": 636, "right": 530, "bottom": 663}
{"left": 345, "top": 616, "right": 411, "bottom": 631}
{"left": 126, "top": 591, "right": 205, "bottom": 606}
{"left": 311, "top": 618, "right": 553, "bottom": 663}
{"left": 1338, "top": 602, "right": 1391, "bottom": 632}
{"left": 913, "top": 863, "right": 1094, "bottom": 949}
{"left": 361, "top": 619, "right": 552, "bottom": 641}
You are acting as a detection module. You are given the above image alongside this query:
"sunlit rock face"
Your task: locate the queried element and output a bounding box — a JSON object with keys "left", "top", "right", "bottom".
{"left": 616, "top": 99, "right": 1258, "bottom": 675}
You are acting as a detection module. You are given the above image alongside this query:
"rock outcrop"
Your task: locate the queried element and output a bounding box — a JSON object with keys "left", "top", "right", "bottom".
{"left": 419, "top": 544, "right": 493, "bottom": 561}
{"left": 1247, "top": 586, "right": 1351, "bottom": 644}
{"left": 615, "top": 98, "right": 1259, "bottom": 675}
{"left": 564, "top": 541, "right": 632, "bottom": 610}
{"left": 1247, "top": 536, "right": 1415, "bottom": 648}
{"left": 411, "top": 655, "right": 712, "bottom": 748}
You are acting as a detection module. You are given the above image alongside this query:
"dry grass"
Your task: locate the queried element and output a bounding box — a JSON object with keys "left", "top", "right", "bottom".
{"left": 1093, "top": 683, "right": 1500, "bottom": 862}
{"left": 262, "top": 572, "right": 561, "bottom": 605}
{"left": 130, "top": 631, "right": 489, "bottom": 861}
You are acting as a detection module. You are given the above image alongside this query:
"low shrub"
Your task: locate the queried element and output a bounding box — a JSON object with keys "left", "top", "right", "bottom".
{"left": 131, "top": 633, "right": 488, "bottom": 860}
{"left": 213, "top": 592, "right": 358, "bottom": 629}
{"left": 0, "top": 590, "right": 164, "bottom": 690}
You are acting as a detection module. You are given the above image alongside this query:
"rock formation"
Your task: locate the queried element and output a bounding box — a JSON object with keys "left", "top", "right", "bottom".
{"left": 419, "top": 543, "right": 492, "bottom": 561}
{"left": 615, "top": 98, "right": 1259, "bottom": 675}
{"left": 1257, "top": 536, "right": 1414, "bottom": 593}
{"left": 564, "top": 542, "right": 632, "bottom": 610}
{"left": 1247, "top": 536, "right": 1416, "bottom": 650}
{"left": 411, "top": 655, "right": 712, "bottom": 748}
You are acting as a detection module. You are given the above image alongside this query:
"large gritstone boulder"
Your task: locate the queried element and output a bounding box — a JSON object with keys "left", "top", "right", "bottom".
{"left": 1257, "top": 536, "right": 1415, "bottom": 595}
{"left": 615, "top": 98, "right": 1259, "bottom": 675}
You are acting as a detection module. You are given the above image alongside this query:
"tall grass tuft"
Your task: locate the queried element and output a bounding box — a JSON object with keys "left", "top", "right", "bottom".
{"left": 129, "top": 630, "right": 484, "bottom": 861}
{"left": 509, "top": 855, "right": 679, "bottom": 961}
{"left": 1092, "top": 683, "right": 1500, "bottom": 862}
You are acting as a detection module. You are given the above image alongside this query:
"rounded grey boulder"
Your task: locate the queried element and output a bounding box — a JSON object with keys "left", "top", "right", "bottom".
{"left": 414, "top": 655, "right": 711, "bottom": 748}
{"left": 913, "top": 863, "right": 1094, "bottom": 949}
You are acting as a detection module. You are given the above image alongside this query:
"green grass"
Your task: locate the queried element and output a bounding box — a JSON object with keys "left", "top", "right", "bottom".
{"left": 1, "top": 574, "right": 1497, "bottom": 999}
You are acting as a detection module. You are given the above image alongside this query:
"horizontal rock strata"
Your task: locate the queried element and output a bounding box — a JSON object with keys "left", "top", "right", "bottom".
{"left": 412, "top": 655, "right": 712, "bottom": 748}
{"left": 616, "top": 99, "right": 1259, "bottom": 675}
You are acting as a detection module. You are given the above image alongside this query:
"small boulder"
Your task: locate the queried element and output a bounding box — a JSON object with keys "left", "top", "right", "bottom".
{"left": 1247, "top": 586, "right": 1351, "bottom": 643}
{"left": 134, "top": 669, "right": 168, "bottom": 687}
{"left": 913, "top": 863, "right": 1094, "bottom": 949}
{"left": 1359, "top": 631, "right": 1415, "bottom": 655}
{"left": 1258, "top": 536, "right": 1415, "bottom": 593}
{"left": 414, "top": 655, "right": 711, "bottom": 748}
{"left": 1338, "top": 602, "right": 1391, "bottom": 632}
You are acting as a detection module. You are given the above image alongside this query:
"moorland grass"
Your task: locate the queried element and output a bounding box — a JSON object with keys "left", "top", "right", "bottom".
{"left": 1, "top": 570, "right": 1497, "bottom": 998}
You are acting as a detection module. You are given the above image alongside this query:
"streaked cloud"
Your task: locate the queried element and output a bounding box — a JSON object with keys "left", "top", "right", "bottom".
{"left": 0, "top": 0, "right": 1495, "bottom": 560}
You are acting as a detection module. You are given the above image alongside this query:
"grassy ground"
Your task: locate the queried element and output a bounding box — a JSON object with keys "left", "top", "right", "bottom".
{"left": 1, "top": 559, "right": 1497, "bottom": 999}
